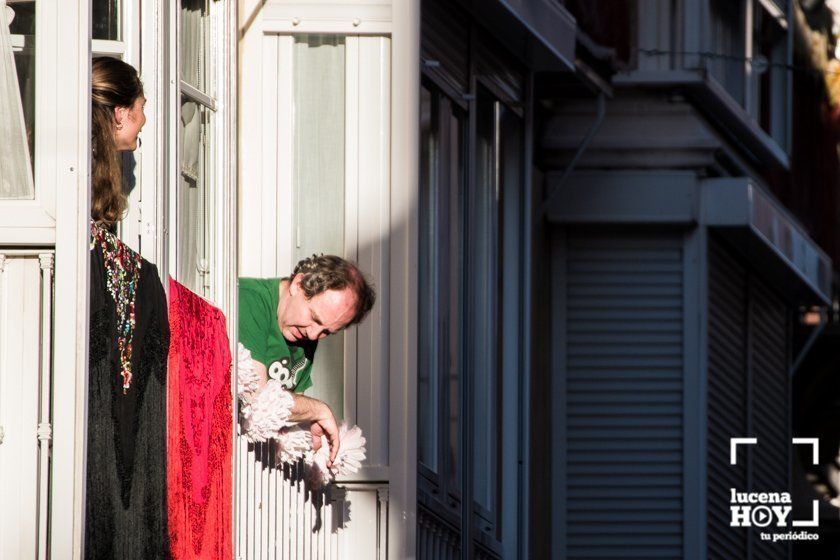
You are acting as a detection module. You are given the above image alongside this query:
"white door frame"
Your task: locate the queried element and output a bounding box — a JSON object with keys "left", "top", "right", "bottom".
{"left": 49, "top": 1, "right": 92, "bottom": 557}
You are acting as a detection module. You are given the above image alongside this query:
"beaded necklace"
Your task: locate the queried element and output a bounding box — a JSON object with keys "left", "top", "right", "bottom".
{"left": 91, "top": 221, "right": 142, "bottom": 393}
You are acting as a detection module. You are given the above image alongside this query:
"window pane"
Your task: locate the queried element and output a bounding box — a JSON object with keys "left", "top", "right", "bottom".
{"left": 753, "top": 1, "right": 786, "bottom": 141}
{"left": 446, "top": 110, "right": 463, "bottom": 493}
{"left": 471, "top": 92, "right": 500, "bottom": 513}
{"left": 92, "top": 0, "right": 121, "bottom": 41}
{"left": 176, "top": 98, "right": 213, "bottom": 297}
{"left": 181, "top": 0, "right": 210, "bottom": 92}
{"left": 497, "top": 103, "right": 522, "bottom": 541}
{"left": 418, "top": 85, "right": 440, "bottom": 473}
{"left": 709, "top": 0, "right": 745, "bottom": 106}
{"left": 292, "top": 35, "right": 346, "bottom": 418}
{"left": 4, "top": 3, "right": 35, "bottom": 199}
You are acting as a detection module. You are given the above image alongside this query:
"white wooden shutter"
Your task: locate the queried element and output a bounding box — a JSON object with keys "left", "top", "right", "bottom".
{"left": 0, "top": 252, "right": 54, "bottom": 559}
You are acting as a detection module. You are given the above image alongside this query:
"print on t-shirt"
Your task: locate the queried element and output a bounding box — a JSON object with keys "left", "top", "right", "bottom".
{"left": 268, "top": 355, "right": 310, "bottom": 390}
{"left": 268, "top": 358, "right": 294, "bottom": 389}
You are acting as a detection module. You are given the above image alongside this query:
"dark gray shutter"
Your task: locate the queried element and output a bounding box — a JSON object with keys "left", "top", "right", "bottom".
{"left": 475, "top": 37, "right": 523, "bottom": 107}
{"left": 421, "top": 0, "right": 470, "bottom": 96}
{"left": 707, "top": 239, "right": 748, "bottom": 560}
{"left": 564, "top": 232, "right": 684, "bottom": 559}
{"left": 707, "top": 238, "right": 791, "bottom": 560}
{"left": 749, "top": 277, "right": 790, "bottom": 560}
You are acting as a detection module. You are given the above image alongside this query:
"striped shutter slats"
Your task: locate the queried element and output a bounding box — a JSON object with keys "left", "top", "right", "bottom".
{"left": 564, "top": 232, "right": 684, "bottom": 559}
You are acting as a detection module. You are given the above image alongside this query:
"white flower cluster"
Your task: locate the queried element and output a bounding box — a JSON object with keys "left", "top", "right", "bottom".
{"left": 237, "top": 343, "right": 367, "bottom": 487}
{"left": 304, "top": 423, "right": 367, "bottom": 487}
{"left": 237, "top": 344, "right": 295, "bottom": 442}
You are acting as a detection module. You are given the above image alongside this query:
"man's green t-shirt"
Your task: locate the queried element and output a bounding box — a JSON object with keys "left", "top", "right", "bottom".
{"left": 238, "top": 277, "right": 315, "bottom": 393}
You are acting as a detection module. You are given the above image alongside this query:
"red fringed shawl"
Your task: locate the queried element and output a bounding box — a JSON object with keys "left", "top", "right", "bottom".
{"left": 167, "top": 278, "right": 232, "bottom": 559}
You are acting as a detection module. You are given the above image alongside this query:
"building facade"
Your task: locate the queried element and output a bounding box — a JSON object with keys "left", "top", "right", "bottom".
{"left": 3, "top": 0, "right": 840, "bottom": 558}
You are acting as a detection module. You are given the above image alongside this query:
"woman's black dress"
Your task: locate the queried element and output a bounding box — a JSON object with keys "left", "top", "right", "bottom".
{"left": 85, "top": 225, "right": 170, "bottom": 559}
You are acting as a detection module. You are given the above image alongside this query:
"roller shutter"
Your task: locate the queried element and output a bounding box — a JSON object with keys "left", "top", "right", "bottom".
{"left": 563, "top": 231, "right": 684, "bottom": 559}
{"left": 706, "top": 237, "right": 791, "bottom": 560}
{"left": 707, "top": 240, "right": 748, "bottom": 560}
{"left": 749, "top": 277, "right": 790, "bottom": 560}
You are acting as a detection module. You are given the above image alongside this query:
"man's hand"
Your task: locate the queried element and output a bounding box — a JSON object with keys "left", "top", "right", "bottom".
{"left": 290, "top": 394, "right": 340, "bottom": 467}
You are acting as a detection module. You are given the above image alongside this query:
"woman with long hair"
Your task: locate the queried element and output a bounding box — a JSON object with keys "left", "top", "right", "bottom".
{"left": 86, "top": 57, "right": 170, "bottom": 559}
{"left": 91, "top": 56, "right": 145, "bottom": 227}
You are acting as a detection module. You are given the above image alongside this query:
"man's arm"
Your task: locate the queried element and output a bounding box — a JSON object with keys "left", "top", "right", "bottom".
{"left": 289, "top": 393, "right": 340, "bottom": 466}
{"left": 250, "top": 359, "right": 340, "bottom": 466}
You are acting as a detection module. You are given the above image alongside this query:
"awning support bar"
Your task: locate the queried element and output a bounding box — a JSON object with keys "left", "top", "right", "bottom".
{"left": 541, "top": 92, "right": 606, "bottom": 215}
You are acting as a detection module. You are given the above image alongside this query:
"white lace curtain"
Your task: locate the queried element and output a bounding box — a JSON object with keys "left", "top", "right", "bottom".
{"left": 180, "top": 0, "right": 203, "bottom": 90}
{"left": 0, "top": 1, "right": 34, "bottom": 199}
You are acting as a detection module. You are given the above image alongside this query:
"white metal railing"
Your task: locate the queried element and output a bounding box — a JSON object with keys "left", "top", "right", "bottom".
{"left": 0, "top": 250, "right": 54, "bottom": 560}
{"left": 234, "top": 434, "right": 389, "bottom": 559}
{"left": 235, "top": 437, "right": 341, "bottom": 559}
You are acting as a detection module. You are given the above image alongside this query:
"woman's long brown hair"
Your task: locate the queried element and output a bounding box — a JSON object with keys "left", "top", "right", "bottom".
{"left": 91, "top": 57, "right": 143, "bottom": 227}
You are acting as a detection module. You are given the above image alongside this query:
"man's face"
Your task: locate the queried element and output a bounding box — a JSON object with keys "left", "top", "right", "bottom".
{"left": 277, "top": 275, "right": 358, "bottom": 343}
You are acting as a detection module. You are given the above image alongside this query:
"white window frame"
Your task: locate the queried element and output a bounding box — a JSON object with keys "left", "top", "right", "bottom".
{"left": 255, "top": 31, "right": 391, "bottom": 479}
{"left": 2, "top": 2, "right": 237, "bottom": 557}
{"left": 0, "top": 1, "right": 93, "bottom": 556}
{"left": 2, "top": 0, "right": 57, "bottom": 244}
{"left": 238, "top": 3, "right": 418, "bottom": 558}
{"left": 168, "top": 0, "right": 233, "bottom": 308}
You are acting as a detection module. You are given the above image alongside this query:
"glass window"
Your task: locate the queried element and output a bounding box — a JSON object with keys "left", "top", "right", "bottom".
{"left": 471, "top": 89, "right": 500, "bottom": 515}
{"left": 292, "top": 34, "right": 346, "bottom": 417}
{"left": 181, "top": 0, "right": 210, "bottom": 94}
{"left": 753, "top": 0, "right": 788, "bottom": 143}
{"left": 418, "top": 81, "right": 522, "bottom": 545}
{"left": 709, "top": 0, "right": 746, "bottom": 106}
{"left": 419, "top": 85, "right": 439, "bottom": 472}
{"left": 5, "top": 1, "right": 35, "bottom": 198}
{"left": 446, "top": 109, "right": 463, "bottom": 493}
{"left": 92, "top": 0, "right": 121, "bottom": 41}
{"left": 176, "top": 0, "right": 217, "bottom": 297}
{"left": 707, "top": 0, "right": 790, "bottom": 148}
{"left": 176, "top": 97, "right": 213, "bottom": 296}
{"left": 418, "top": 82, "right": 467, "bottom": 500}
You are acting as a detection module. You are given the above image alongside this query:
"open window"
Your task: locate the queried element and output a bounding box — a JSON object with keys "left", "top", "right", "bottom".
{"left": 170, "top": 0, "right": 234, "bottom": 307}
{"left": 237, "top": 15, "right": 393, "bottom": 554}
